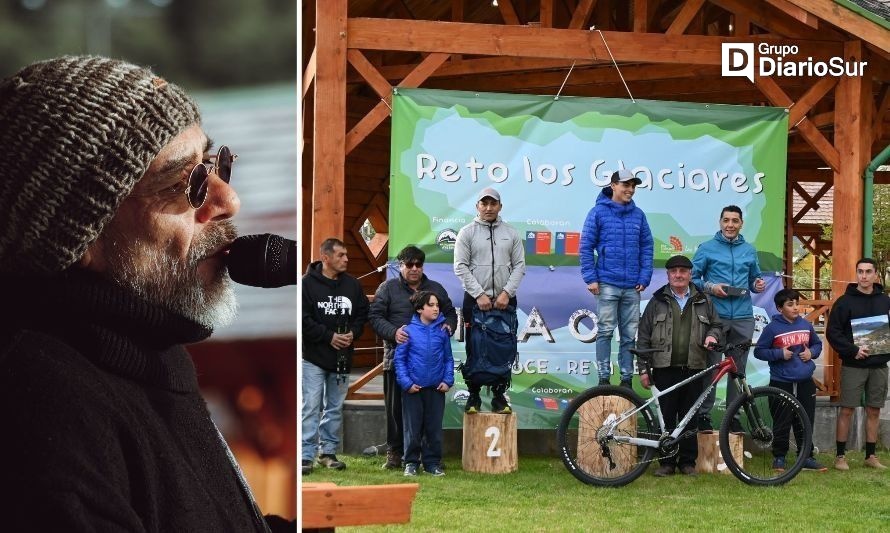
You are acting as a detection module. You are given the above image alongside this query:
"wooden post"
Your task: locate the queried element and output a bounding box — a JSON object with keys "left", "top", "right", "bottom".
{"left": 577, "top": 395, "right": 636, "bottom": 477}
{"left": 696, "top": 430, "right": 743, "bottom": 474}
{"left": 462, "top": 413, "right": 518, "bottom": 473}
{"left": 312, "top": 0, "right": 348, "bottom": 259}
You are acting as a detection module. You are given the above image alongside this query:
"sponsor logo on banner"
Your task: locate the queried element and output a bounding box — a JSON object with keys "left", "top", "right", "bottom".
{"left": 436, "top": 228, "right": 457, "bottom": 252}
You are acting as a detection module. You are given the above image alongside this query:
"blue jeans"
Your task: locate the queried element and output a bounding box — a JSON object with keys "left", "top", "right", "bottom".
{"left": 401, "top": 388, "right": 445, "bottom": 470}
{"left": 301, "top": 359, "right": 348, "bottom": 461}
{"left": 595, "top": 284, "right": 641, "bottom": 381}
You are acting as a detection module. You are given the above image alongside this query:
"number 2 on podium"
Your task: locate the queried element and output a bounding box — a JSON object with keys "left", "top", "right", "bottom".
{"left": 485, "top": 426, "right": 502, "bottom": 457}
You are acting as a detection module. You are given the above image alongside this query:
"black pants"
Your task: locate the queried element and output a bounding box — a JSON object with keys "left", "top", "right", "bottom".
{"left": 401, "top": 388, "right": 445, "bottom": 469}
{"left": 653, "top": 366, "right": 703, "bottom": 468}
{"left": 768, "top": 379, "right": 816, "bottom": 458}
{"left": 461, "top": 291, "right": 516, "bottom": 395}
{"left": 383, "top": 368, "right": 403, "bottom": 454}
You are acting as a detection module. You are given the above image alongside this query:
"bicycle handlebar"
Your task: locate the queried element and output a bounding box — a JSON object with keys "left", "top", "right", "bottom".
{"left": 629, "top": 341, "right": 753, "bottom": 359}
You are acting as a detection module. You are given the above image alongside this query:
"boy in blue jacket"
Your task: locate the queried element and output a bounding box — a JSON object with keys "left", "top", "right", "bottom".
{"left": 754, "top": 289, "right": 826, "bottom": 472}
{"left": 394, "top": 291, "right": 455, "bottom": 476}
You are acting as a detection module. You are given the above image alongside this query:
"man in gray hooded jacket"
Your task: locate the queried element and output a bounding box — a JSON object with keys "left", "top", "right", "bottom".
{"left": 453, "top": 187, "right": 526, "bottom": 414}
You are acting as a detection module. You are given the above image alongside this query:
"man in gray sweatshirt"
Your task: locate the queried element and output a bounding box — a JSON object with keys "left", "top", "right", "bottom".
{"left": 453, "top": 187, "right": 526, "bottom": 414}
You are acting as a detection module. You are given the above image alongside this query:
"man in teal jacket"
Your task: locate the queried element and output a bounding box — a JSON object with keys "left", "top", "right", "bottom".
{"left": 692, "top": 205, "right": 765, "bottom": 430}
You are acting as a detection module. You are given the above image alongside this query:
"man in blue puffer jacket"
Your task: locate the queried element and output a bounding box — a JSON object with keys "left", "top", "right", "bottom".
{"left": 394, "top": 291, "right": 455, "bottom": 476}
{"left": 580, "top": 169, "right": 654, "bottom": 387}
{"left": 692, "top": 205, "right": 765, "bottom": 430}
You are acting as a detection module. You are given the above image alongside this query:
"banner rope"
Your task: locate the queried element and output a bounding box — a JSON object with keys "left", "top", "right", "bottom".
{"left": 554, "top": 60, "right": 576, "bottom": 100}
{"left": 591, "top": 27, "right": 635, "bottom": 103}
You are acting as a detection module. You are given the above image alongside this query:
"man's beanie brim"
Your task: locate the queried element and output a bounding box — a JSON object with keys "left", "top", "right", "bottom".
{"left": 0, "top": 55, "right": 201, "bottom": 274}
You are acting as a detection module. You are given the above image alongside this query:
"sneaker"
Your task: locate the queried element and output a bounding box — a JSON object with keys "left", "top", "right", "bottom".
{"left": 382, "top": 450, "right": 402, "bottom": 470}
{"left": 653, "top": 464, "right": 675, "bottom": 477}
{"left": 728, "top": 418, "right": 744, "bottom": 433}
{"left": 317, "top": 454, "right": 346, "bottom": 470}
{"left": 678, "top": 464, "right": 697, "bottom": 476}
{"left": 801, "top": 458, "right": 827, "bottom": 472}
{"left": 301, "top": 459, "right": 313, "bottom": 475}
{"left": 403, "top": 463, "right": 418, "bottom": 477}
{"left": 464, "top": 392, "right": 481, "bottom": 414}
{"left": 834, "top": 456, "right": 850, "bottom": 471}
{"left": 425, "top": 465, "right": 446, "bottom": 476}
{"left": 697, "top": 415, "right": 712, "bottom": 432}
{"left": 598, "top": 376, "right": 610, "bottom": 386}
{"left": 491, "top": 393, "right": 512, "bottom": 414}
{"left": 619, "top": 379, "right": 633, "bottom": 389}
{"left": 865, "top": 455, "right": 887, "bottom": 469}
{"left": 772, "top": 456, "right": 786, "bottom": 472}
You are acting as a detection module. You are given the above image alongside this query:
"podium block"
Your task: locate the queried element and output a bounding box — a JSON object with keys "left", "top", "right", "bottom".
{"left": 577, "top": 395, "right": 636, "bottom": 476}
{"left": 696, "top": 430, "right": 743, "bottom": 474}
{"left": 462, "top": 413, "right": 518, "bottom": 473}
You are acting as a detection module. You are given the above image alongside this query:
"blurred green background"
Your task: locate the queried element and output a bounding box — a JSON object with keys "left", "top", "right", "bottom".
{"left": 0, "top": 0, "right": 295, "bottom": 89}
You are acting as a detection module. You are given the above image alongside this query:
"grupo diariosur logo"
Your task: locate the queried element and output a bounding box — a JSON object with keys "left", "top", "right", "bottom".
{"left": 722, "top": 42, "right": 867, "bottom": 83}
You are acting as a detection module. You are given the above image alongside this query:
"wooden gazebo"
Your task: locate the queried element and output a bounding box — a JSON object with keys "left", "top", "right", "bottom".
{"left": 301, "top": 0, "right": 890, "bottom": 398}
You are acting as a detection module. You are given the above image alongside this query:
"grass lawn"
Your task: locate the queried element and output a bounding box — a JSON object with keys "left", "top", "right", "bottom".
{"left": 302, "top": 453, "right": 890, "bottom": 532}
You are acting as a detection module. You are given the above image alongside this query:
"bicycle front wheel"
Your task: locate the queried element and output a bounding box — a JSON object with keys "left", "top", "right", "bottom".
{"left": 719, "top": 386, "right": 812, "bottom": 486}
{"left": 557, "top": 385, "right": 658, "bottom": 487}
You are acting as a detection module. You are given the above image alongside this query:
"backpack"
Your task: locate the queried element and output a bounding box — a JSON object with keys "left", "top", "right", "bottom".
{"left": 460, "top": 305, "right": 518, "bottom": 387}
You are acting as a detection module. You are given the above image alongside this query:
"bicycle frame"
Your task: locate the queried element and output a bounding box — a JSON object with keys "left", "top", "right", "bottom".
{"left": 605, "top": 356, "right": 749, "bottom": 449}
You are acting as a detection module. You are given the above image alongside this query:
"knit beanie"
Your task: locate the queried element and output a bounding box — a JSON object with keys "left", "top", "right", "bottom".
{"left": 0, "top": 55, "right": 201, "bottom": 274}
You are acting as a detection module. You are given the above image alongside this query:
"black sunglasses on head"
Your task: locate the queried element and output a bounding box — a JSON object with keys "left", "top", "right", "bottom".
{"left": 185, "top": 145, "right": 237, "bottom": 209}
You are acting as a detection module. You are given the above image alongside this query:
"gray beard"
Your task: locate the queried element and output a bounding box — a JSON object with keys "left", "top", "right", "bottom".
{"left": 102, "top": 221, "right": 239, "bottom": 329}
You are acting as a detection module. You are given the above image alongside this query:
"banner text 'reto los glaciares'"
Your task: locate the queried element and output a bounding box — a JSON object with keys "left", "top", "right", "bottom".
{"left": 389, "top": 88, "right": 789, "bottom": 429}
{"left": 417, "top": 154, "right": 765, "bottom": 194}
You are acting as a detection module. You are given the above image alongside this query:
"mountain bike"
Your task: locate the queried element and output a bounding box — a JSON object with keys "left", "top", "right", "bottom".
{"left": 556, "top": 342, "right": 812, "bottom": 487}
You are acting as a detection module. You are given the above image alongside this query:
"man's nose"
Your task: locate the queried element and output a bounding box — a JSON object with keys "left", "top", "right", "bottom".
{"left": 196, "top": 174, "right": 240, "bottom": 223}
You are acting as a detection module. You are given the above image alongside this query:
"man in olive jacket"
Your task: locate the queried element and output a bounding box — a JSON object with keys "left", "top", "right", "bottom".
{"left": 637, "top": 255, "right": 722, "bottom": 477}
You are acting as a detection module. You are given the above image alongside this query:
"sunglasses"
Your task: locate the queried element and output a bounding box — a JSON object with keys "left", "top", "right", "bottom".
{"left": 185, "top": 145, "right": 237, "bottom": 209}
{"left": 402, "top": 261, "right": 424, "bottom": 269}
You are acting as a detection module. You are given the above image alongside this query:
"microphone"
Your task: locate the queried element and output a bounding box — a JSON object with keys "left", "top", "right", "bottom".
{"left": 226, "top": 233, "right": 297, "bottom": 288}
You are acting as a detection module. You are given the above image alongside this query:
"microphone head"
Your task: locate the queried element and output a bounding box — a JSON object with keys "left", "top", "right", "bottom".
{"left": 226, "top": 233, "right": 295, "bottom": 288}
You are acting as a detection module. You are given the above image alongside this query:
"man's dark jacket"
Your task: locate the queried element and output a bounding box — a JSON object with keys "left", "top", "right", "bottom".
{"left": 369, "top": 273, "right": 456, "bottom": 370}
{"left": 302, "top": 261, "right": 369, "bottom": 373}
{"left": 0, "top": 270, "right": 292, "bottom": 532}
{"left": 827, "top": 282, "right": 890, "bottom": 367}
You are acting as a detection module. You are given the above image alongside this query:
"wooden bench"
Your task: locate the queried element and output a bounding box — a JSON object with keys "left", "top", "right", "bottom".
{"left": 302, "top": 482, "right": 419, "bottom": 531}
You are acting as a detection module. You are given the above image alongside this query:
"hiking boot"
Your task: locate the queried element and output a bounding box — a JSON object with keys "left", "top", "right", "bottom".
{"left": 464, "top": 392, "right": 481, "bottom": 414}
{"left": 403, "top": 463, "right": 418, "bottom": 477}
{"left": 382, "top": 450, "right": 402, "bottom": 470}
{"left": 425, "top": 465, "right": 446, "bottom": 477}
{"left": 317, "top": 454, "right": 346, "bottom": 470}
{"left": 653, "top": 464, "right": 675, "bottom": 477}
{"left": 619, "top": 379, "right": 633, "bottom": 389}
{"left": 801, "top": 458, "right": 827, "bottom": 472}
{"left": 697, "top": 415, "right": 712, "bottom": 432}
{"left": 678, "top": 464, "right": 697, "bottom": 476}
{"left": 772, "top": 456, "right": 786, "bottom": 472}
{"left": 301, "top": 460, "right": 313, "bottom": 475}
{"left": 865, "top": 455, "right": 887, "bottom": 469}
{"left": 598, "top": 376, "right": 610, "bottom": 387}
{"left": 491, "top": 393, "right": 512, "bottom": 414}
{"left": 834, "top": 456, "right": 850, "bottom": 471}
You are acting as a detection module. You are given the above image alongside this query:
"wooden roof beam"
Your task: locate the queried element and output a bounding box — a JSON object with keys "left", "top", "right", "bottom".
{"left": 781, "top": 0, "right": 890, "bottom": 54}
{"left": 707, "top": 0, "right": 842, "bottom": 41}
{"left": 788, "top": 76, "right": 838, "bottom": 127}
{"left": 756, "top": 75, "right": 840, "bottom": 170}
{"left": 498, "top": 0, "right": 521, "bottom": 25}
{"left": 569, "top": 0, "right": 598, "bottom": 29}
{"left": 762, "top": 0, "right": 819, "bottom": 29}
{"left": 347, "top": 18, "right": 845, "bottom": 65}
{"left": 667, "top": 0, "right": 706, "bottom": 36}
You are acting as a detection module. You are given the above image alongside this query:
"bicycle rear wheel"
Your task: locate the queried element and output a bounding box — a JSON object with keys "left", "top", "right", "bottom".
{"left": 557, "top": 385, "right": 658, "bottom": 487}
{"left": 719, "top": 386, "right": 812, "bottom": 486}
